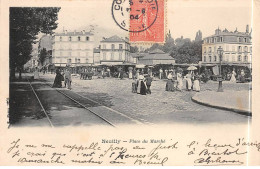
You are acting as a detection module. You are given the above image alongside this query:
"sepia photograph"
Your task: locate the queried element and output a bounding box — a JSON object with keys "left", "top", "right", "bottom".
{"left": 1, "top": 0, "right": 260, "bottom": 166}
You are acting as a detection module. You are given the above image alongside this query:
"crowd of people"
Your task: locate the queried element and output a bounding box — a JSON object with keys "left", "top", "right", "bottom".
{"left": 47, "top": 65, "right": 250, "bottom": 95}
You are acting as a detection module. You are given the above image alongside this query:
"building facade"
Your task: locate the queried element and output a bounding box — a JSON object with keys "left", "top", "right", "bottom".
{"left": 202, "top": 25, "right": 252, "bottom": 65}
{"left": 99, "top": 35, "right": 136, "bottom": 65}
{"left": 52, "top": 30, "right": 94, "bottom": 67}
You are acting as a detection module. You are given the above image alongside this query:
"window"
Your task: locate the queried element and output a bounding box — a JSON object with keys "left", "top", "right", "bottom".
{"left": 239, "top": 37, "right": 242, "bottom": 42}
{"left": 244, "top": 55, "right": 248, "bottom": 62}
{"left": 204, "top": 47, "right": 206, "bottom": 53}
{"left": 214, "top": 55, "right": 217, "bottom": 62}
{"left": 111, "top": 53, "right": 114, "bottom": 60}
{"left": 244, "top": 38, "right": 247, "bottom": 43}
{"left": 67, "top": 59, "right": 71, "bottom": 64}
{"left": 214, "top": 46, "right": 216, "bottom": 52}
{"left": 204, "top": 56, "right": 206, "bottom": 62}
{"left": 85, "top": 58, "right": 89, "bottom": 63}
{"left": 250, "top": 47, "right": 252, "bottom": 53}
{"left": 111, "top": 44, "right": 115, "bottom": 50}
{"left": 78, "top": 36, "right": 81, "bottom": 41}
{"left": 75, "top": 58, "right": 77, "bottom": 63}
{"left": 238, "top": 46, "right": 242, "bottom": 53}
{"left": 119, "top": 44, "right": 123, "bottom": 50}
{"left": 119, "top": 52, "right": 122, "bottom": 60}
{"left": 226, "top": 55, "right": 229, "bottom": 62}
{"left": 78, "top": 59, "right": 80, "bottom": 63}
{"left": 226, "top": 45, "right": 229, "bottom": 51}
{"left": 103, "top": 52, "right": 106, "bottom": 60}
{"left": 60, "top": 36, "right": 62, "bottom": 41}
{"left": 220, "top": 37, "right": 223, "bottom": 42}
{"left": 209, "top": 47, "right": 212, "bottom": 53}
{"left": 86, "top": 36, "right": 89, "bottom": 41}
{"left": 244, "top": 46, "right": 248, "bottom": 52}
{"left": 209, "top": 56, "right": 212, "bottom": 62}
{"left": 238, "top": 55, "right": 241, "bottom": 62}
{"left": 69, "top": 36, "right": 72, "bottom": 41}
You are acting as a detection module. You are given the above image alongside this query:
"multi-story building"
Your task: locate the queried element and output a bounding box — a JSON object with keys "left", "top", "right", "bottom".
{"left": 202, "top": 25, "right": 252, "bottom": 65}
{"left": 99, "top": 35, "right": 136, "bottom": 65}
{"left": 52, "top": 30, "right": 94, "bottom": 67}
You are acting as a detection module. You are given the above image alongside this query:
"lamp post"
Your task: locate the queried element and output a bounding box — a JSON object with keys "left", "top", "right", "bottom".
{"left": 217, "top": 46, "right": 223, "bottom": 92}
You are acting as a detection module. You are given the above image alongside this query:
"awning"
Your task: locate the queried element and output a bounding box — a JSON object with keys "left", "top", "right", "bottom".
{"left": 136, "top": 64, "right": 146, "bottom": 68}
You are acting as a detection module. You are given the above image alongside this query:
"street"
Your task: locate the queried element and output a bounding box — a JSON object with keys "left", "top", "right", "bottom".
{"left": 9, "top": 73, "right": 251, "bottom": 127}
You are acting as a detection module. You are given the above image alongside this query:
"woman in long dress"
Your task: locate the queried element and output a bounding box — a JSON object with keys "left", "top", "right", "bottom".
{"left": 166, "top": 72, "right": 174, "bottom": 91}
{"left": 193, "top": 72, "right": 200, "bottom": 92}
{"left": 34, "top": 67, "right": 39, "bottom": 80}
{"left": 137, "top": 73, "right": 147, "bottom": 95}
{"left": 230, "top": 69, "right": 236, "bottom": 82}
{"left": 52, "top": 69, "right": 63, "bottom": 88}
{"left": 185, "top": 71, "right": 192, "bottom": 91}
{"left": 176, "top": 70, "right": 183, "bottom": 91}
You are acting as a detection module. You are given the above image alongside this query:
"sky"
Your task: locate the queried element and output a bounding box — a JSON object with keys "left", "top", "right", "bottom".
{"left": 54, "top": 0, "right": 252, "bottom": 46}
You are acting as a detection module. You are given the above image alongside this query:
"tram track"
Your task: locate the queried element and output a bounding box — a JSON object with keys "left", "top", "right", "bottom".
{"left": 27, "top": 79, "right": 54, "bottom": 128}
{"left": 42, "top": 79, "right": 151, "bottom": 125}
{"left": 27, "top": 79, "right": 117, "bottom": 127}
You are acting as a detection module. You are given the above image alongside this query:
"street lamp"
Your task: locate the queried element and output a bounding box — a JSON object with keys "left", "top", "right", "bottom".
{"left": 217, "top": 46, "right": 224, "bottom": 92}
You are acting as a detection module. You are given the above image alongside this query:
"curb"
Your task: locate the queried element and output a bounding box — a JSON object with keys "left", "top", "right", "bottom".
{"left": 191, "top": 96, "right": 252, "bottom": 116}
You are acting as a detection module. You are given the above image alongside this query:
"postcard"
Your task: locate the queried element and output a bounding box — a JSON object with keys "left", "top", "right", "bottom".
{"left": 0, "top": 0, "right": 260, "bottom": 166}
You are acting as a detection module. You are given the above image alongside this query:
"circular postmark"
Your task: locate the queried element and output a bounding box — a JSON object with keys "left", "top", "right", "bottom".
{"left": 112, "top": 0, "right": 158, "bottom": 33}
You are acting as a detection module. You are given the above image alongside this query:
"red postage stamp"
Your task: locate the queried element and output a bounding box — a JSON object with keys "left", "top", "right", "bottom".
{"left": 112, "top": 0, "right": 165, "bottom": 43}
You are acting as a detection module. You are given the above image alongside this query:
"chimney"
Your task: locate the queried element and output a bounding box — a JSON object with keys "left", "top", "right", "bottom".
{"left": 246, "top": 25, "right": 249, "bottom": 33}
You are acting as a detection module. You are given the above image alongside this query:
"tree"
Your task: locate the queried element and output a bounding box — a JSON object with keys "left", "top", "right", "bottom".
{"left": 172, "top": 40, "right": 203, "bottom": 64}
{"left": 39, "top": 48, "right": 48, "bottom": 66}
{"left": 130, "top": 46, "right": 139, "bottom": 53}
{"left": 10, "top": 7, "right": 60, "bottom": 80}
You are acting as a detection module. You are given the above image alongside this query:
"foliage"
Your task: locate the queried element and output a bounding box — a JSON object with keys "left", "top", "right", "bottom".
{"left": 172, "top": 41, "right": 203, "bottom": 64}
{"left": 10, "top": 7, "right": 60, "bottom": 79}
{"left": 39, "top": 48, "right": 48, "bottom": 66}
{"left": 130, "top": 46, "right": 139, "bottom": 53}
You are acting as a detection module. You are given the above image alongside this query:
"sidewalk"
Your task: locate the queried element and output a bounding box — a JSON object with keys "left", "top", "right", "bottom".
{"left": 192, "top": 90, "right": 251, "bottom": 116}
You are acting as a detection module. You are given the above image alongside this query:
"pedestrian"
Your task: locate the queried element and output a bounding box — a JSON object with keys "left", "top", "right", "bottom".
{"left": 137, "top": 73, "right": 147, "bottom": 95}
{"left": 165, "top": 69, "right": 168, "bottom": 79}
{"left": 230, "top": 68, "right": 237, "bottom": 83}
{"left": 64, "top": 68, "right": 72, "bottom": 90}
{"left": 119, "top": 69, "right": 124, "bottom": 80}
{"left": 176, "top": 68, "right": 183, "bottom": 91}
{"left": 107, "top": 67, "right": 111, "bottom": 77}
{"left": 129, "top": 70, "right": 132, "bottom": 79}
{"left": 34, "top": 67, "right": 39, "bottom": 80}
{"left": 185, "top": 71, "right": 192, "bottom": 91}
{"left": 136, "top": 69, "right": 140, "bottom": 79}
{"left": 193, "top": 72, "right": 201, "bottom": 92}
{"left": 52, "top": 69, "right": 63, "bottom": 88}
{"left": 145, "top": 74, "right": 153, "bottom": 94}
{"left": 166, "top": 71, "right": 174, "bottom": 91}
{"left": 159, "top": 68, "right": 163, "bottom": 79}
{"left": 240, "top": 69, "right": 245, "bottom": 83}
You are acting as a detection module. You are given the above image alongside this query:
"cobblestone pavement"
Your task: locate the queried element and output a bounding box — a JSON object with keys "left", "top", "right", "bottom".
{"left": 43, "top": 74, "right": 251, "bottom": 125}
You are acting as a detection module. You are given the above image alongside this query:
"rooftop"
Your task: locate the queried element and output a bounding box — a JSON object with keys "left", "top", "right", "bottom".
{"left": 131, "top": 49, "right": 175, "bottom": 60}
{"left": 55, "top": 30, "right": 93, "bottom": 36}
{"left": 101, "top": 35, "right": 129, "bottom": 43}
